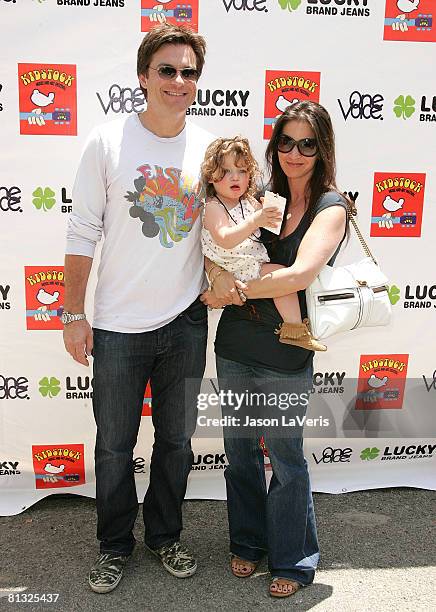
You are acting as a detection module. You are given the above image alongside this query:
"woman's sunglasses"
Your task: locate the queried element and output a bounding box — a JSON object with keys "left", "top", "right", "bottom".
{"left": 148, "top": 65, "right": 199, "bottom": 82}
{"left": 277, "top": 135, "right": 318, "bottom": 157}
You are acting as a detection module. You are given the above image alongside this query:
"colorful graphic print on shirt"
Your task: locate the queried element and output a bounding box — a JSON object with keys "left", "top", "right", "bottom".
{"left": 125, "top": 164, "right": 202, "bottom": 248}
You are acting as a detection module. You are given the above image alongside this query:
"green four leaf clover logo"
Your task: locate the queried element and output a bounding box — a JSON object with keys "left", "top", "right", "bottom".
{"left": 39, "top": 376, "right": 61, "bottom": 398}
{"left": 360, "top": 447, "right": 380, "bottom": 461}
{"left": 278, "top": 0, "right": 301, "bottom": 11}
{"left": 32, "top": 187, "right": 56, "bottom": 211}
{"left": 393, "top": 95, "right": 415, "bottom": 120}
{"left": 388, "top": 285, "right": 401, "bottom": 306}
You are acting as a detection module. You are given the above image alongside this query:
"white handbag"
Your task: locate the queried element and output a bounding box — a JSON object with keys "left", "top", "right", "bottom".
{"left": 306, "top": 207, "right": 392, "bottom": 340}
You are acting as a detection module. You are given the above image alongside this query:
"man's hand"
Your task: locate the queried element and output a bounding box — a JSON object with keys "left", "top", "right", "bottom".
{"left": 63, "top": 319, "right": 93, "bottom": 366}
{"left": 211, "top": 269, "right": 243, "bottom": 305}
{"left": 200, "top": 290, "right": 228, "bottom": 309}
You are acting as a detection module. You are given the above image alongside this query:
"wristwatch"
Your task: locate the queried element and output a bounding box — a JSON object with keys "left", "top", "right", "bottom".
{"left": 61, "top": 311, "right": 87, "bottom": 325}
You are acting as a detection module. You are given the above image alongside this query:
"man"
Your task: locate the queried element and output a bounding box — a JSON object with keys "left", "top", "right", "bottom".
{"left": 63, "top": 24, "right": 216, "bottom": 594}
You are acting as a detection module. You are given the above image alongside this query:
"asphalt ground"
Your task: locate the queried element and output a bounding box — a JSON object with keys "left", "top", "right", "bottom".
{"left": 1, "top": 488, "right": 435, "bottom": 612}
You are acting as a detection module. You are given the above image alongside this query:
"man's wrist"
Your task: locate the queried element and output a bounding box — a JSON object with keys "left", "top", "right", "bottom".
{"left": 61, "top": 311, "right": 87, "bottom": 325}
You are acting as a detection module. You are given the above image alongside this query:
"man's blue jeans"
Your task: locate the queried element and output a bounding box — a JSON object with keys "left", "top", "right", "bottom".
{"left": 92, "top": 298, "right": 207, "bottom": 555}
{"left": 216, "top": 354, "right": 319, "bottom": 585}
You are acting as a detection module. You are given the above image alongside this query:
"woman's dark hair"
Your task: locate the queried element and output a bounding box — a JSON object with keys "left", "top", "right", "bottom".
{"left": 265, "top": 100, "right": 349, "bottom": 224}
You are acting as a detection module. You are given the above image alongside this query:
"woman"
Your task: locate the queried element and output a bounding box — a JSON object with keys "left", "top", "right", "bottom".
{"left": 202, "top": 101, "right": 348, "bottom": 597}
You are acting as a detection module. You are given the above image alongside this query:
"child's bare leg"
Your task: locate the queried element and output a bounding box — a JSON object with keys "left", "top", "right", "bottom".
{"left": 259, "top": 263, "right": 326, "bottom": 352}
{"left": 260, "top": 263, "right": 302, "bottom": 323}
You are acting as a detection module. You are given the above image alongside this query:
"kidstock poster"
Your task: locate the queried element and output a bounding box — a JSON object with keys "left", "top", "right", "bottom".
{"left": 1, "top": 0, "right": 435, "bottom": 516}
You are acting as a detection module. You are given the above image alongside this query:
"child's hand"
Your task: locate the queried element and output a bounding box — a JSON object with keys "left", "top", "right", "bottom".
{"left": 254, "top": 205, "right": 282, "bottom": 230}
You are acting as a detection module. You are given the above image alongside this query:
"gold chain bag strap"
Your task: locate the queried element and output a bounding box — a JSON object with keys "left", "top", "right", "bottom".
{"left": 305, "top": 200, "right": 392, "bottom": 340}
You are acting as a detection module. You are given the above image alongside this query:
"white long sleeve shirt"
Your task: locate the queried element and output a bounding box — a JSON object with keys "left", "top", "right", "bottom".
{"left": 66, "top": 114, "right": 213, "bottom": 332}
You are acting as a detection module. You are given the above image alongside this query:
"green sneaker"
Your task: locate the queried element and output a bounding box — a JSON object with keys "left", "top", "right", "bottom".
{"left": 146, "top": 541, "right": 197, "bottom": 578}
{"left": 88, "top": 552, "right": 130, "bottom": 593}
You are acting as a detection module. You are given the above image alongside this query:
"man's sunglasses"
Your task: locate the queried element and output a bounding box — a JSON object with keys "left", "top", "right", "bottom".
{"left": 277, "top": 135, "right": 318, "bottom": 157}
{"left": 148, "top": 65, "right": 199, "bottom": 82}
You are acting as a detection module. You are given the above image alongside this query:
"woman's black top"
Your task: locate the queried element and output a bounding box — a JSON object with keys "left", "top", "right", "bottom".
{"left": 214, "top": 191, "right": 348, "bottom": 374}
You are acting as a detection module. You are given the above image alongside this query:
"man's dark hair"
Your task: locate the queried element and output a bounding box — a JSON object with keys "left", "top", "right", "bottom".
{"left": 137, "top": 24, "right": 206, "bottom": 99}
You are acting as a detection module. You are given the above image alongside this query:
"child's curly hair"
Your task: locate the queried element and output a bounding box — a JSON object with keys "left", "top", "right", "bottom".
{"left": 200, "top": 136, "right": 259, "bottom": 199}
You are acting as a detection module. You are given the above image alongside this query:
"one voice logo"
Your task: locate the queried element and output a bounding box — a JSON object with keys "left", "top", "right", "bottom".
{"left": 96, "top": 84, "right": 145, "bottom": 115}
{"left": 312, "top": 446, "right": 352, "bottom": 464}
{"left": 0, "top": 186, "right": 22, "bottom": 213}
{"left": 0, "top": 375, "right": 29, "bottom": 400}
{"left": 338, "top": 91, "right": 384, "bottom": 121}
{"left": 422, "top": 370, "right": 436, "bottom": 392}
{"left": 222, "top": 0, "right": 268, "bottom": 12}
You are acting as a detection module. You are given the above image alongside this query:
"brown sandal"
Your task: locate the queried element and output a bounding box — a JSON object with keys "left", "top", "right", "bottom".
{"left": 230, "top": 555, "right": 259, "bottom": 578}
{"left": 269, "top": 577, "right": 301, "bottom": 598}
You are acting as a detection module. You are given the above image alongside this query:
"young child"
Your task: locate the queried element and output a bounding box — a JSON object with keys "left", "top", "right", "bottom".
{"left": 200, "top": 136, "right": 326, "bottom": 352}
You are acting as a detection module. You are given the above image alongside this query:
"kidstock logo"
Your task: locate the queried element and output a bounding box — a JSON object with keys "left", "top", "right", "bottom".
{"left": 32, "top": 444, "right": 86, "bottom": 489}
{"left": 312, "top": 447, "right": 352, "bottom": 464}
{"left": 370, "top": 172, "right": 426, "bottom": 238}
{"left": 0, "top": 186, "right": 22, "bottom": 213}
{"left": 0, "top": 375, "right": 30, "bottom": 400}
{"left": 141, "top": 1, "right": 199, "bottom": 33}
{"left": 278, "top": 0, "right": 371, "bottom": 17}
{"left": 18, "top": 63, "right": 77, "bottom": 136}
{"left": 222, "top": 0, "right": 269, "bottom": 12}
{"left": 338, "top": 91, "right": 384, "bottom": 121}
{"left": 264, "top": 70, "right": 320, "bottom": 139}
{"left": 187, "top": 89, "right": 250, "bottom": 118}
{"left": 96, "top": 84, "right": 145, "bottom": 115}
{"left": 384, "top": 0, "right": 435, "bottom": 43}
{"left": 355, "top": 354, "right": 409, "bottom": 410}
{"left": 24, "top": 267, "right": 65, "bottom": 331}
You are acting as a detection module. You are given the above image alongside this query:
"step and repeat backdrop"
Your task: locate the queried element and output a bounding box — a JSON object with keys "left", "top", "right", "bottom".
{"left": 1, "top": 0, "right": 435, "bottom": 515}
